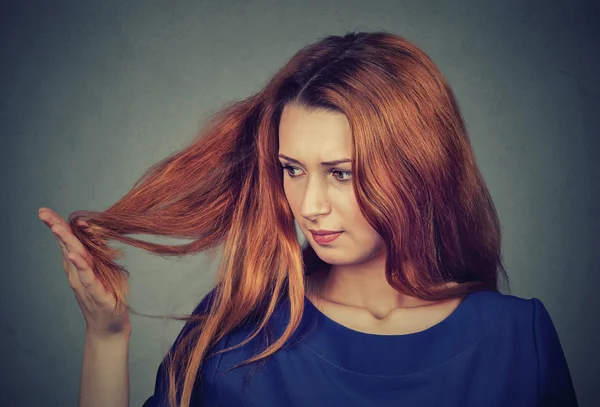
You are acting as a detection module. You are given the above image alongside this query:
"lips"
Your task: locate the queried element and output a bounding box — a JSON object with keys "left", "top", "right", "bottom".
{"left": 309, "top": 229, "right": 342, "bottom": 235}
{"left": 310, "top": 231, "right": 343, "bottom": 244}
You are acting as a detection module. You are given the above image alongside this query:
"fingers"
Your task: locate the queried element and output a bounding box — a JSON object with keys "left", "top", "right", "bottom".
{"left": 50, "top": 223, "right": 87, "bottom": 257}
{"left": 38, "top": 207, "right": 89, "bottom": 237}
{"left": 38, "top": 207, "right": 71, "bottom": 232}
{"left": 39, "top": 207, "right": 93, "bottom": 266}
{"left": 68, "top": 251, "right": 111, "bottom": 306}
{"left": 39, "top": 207, "right": 122, "bottom": 330}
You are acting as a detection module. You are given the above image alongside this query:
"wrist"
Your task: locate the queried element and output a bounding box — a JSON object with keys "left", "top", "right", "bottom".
{"left": 85, "top": 327, "right": 131, "bottom": 344}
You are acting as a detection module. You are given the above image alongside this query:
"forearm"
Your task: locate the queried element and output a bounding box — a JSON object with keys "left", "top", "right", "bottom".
{"left": 78, "top": 330, "right": 131, "bottom": 407}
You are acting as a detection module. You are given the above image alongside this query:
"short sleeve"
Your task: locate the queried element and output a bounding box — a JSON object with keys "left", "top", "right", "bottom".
{"left": 143, "top": 288, "right": 219, "bottom": 407}
{"left": 531, "top": 297, "right": 578, "bottom": 407}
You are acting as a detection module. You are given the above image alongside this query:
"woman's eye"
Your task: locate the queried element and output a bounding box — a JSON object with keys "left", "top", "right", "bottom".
{"left": 281, "top": 165, "right": 352, "bottom": 182}
{"left": 281, "top": 165, "right": 302, "bottom": 177}
{"left": 332, "top": 170, "right": 352, "bottom": 181}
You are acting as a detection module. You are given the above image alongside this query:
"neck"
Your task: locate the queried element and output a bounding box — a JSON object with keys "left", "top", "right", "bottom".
{"left": 306, "top": 263, "right": 459, "bottom": 319}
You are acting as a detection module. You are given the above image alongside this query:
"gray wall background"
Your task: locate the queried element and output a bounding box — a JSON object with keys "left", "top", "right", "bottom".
{"left": 1, "top": 0, "right": 598, "bottom": 406}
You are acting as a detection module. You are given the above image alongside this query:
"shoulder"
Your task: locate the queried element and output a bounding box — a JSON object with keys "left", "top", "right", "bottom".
{"left": 464, "top": 289, "right": 543, "bottom": 317}
{"left": 452, "top": 290, "right": 577, "bottom": 405}
{"left": 492, "top": 292, "right": 578, "bottom": 405}
{"left": 144, "top": 287, "right": 224, "bottom": 406}
{"left": 190, "top": 287, "right": 218, "bottom": 317}
{"left": 168, "top": 288, "right": 219, "bottom": 354}
{"left": 462, "top": 291, "right": 573, "bottom": 376}
{"left": 470, "top": 293, "right": 576, "bottom": 379}
{"left": 477, "top": 290, "right": 560, "bottom": 335}
{"left": 453, "top": 289, "right": 561, "bottom": 347}
{"left": 467, "top": 290, "right": 556, "bottom": 332}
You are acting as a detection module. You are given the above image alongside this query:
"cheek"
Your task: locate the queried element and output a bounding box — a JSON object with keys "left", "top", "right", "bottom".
{"left": 344, "top": 195, "right": 381, "bottom": 240}
{"left": 342, "top": 193, "right": 367, "bottom": 225}
{"left": 284, "top": 188, "right": 301, "bottom": 212}
{"left": 284, "top": 193, "right": 304, "bottom": 225}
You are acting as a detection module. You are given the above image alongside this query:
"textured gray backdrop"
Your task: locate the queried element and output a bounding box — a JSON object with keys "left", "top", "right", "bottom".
{"left": 1, "top": 0, "right": 598, "bottom": 406}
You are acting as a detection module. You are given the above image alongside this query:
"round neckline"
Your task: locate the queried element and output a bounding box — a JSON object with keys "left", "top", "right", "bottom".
{"left": 295, "top": 290, "right": 493, "bottom": 376}
{"left": 303, "top": 291, "right": 473, "bottom": 339}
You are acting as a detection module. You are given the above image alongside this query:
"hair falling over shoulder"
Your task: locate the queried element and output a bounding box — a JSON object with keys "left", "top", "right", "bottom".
{"left": 65, "top": 30, "right": 509, "bottom": 406}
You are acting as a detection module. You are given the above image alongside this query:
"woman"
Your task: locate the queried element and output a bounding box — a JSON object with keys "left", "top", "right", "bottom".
{"left": 38, "top": 31, "right": 578, "bottom": 406}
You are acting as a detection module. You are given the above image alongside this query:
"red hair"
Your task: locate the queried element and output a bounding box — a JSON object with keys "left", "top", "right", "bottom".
{"left": 67, "top": 31, "right": 509, "bottom": 406}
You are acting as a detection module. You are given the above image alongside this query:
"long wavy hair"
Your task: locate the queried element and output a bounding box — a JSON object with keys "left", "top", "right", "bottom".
{"left": 66, "top": 31, "right": 509, "bottom": 406}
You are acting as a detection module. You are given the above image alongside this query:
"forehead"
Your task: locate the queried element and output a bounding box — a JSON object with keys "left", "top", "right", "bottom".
{"left": 278, "top": 104, "right": 353, "bottom": 155}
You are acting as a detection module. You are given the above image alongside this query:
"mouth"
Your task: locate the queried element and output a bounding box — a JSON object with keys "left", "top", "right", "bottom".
{"left": 310, "top": 231, "right": 343, "bottom": 244}
{"left": 308, "top": 229, "right": 343, "bottom": 236}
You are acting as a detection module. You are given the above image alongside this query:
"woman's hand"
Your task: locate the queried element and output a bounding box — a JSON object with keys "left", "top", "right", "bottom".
{"left": 39, "top": 207, "right": 132, "bottom": 339}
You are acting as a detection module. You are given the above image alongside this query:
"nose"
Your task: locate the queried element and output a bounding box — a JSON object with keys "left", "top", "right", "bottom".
{"left": 299, "top": 177, "right": 331, "bottom": 221}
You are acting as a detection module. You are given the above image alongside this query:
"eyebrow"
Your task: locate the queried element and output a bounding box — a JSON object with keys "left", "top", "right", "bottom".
{"left": 278, "top": 154, "right": 351, "bottom": 167}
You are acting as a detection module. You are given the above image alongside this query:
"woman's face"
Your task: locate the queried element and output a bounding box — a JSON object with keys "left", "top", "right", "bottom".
{"left": 278, "top": 103, "right": 385, "bottom": 267}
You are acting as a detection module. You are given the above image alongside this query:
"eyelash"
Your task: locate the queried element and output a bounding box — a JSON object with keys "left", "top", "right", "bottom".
{"left": 280, "top": 164, "right": 352, "bottom": 182}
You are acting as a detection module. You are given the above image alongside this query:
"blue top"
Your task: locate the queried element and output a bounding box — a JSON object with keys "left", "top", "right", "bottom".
{"left": 143, "top": 289, "right": 578, "bottom": 406}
